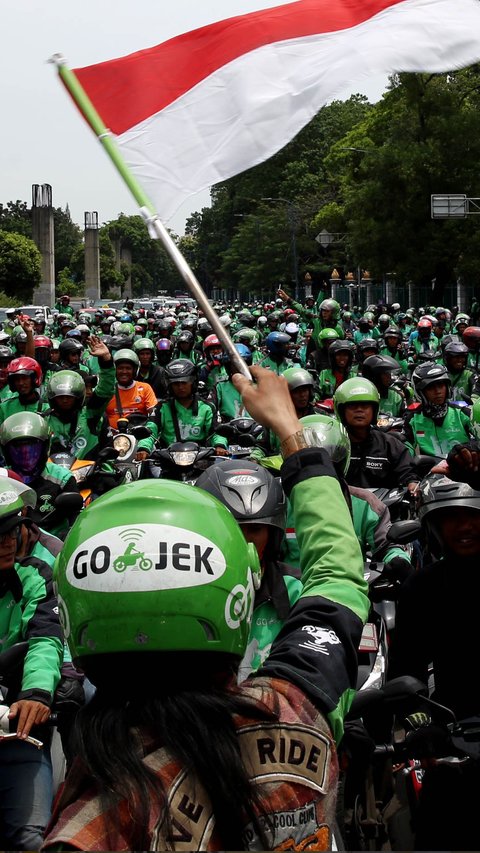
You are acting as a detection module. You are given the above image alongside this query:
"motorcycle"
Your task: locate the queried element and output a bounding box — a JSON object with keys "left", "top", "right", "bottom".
{"left": 147, "top": 441, "right": 215, "bottom": 483}
{"left": 214, "top": 417, "right": 265, "bottom": 458}
{"left": 50, "top": 422, "right": 151, "bottom": 504}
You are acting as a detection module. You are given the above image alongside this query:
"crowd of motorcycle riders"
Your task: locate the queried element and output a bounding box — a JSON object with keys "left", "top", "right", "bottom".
{"left": 1, "top": 288, "right": 480, "bottom": 851}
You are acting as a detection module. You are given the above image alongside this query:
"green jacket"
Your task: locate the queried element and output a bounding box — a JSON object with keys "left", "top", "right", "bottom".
{"left": 0, "top": 392, "right": 49, "bottom": 426}
{"left": 405, "top": 405, "right": 474, "bottom": 457}
{"left": 156, "top": 397, "right": 227, "bottom": 448}
{"left": 377, "top": 387, "right": 406, "bottom": 418}
{"left": 212, "top": 378, "right": 252, "bottom": 421}
{"left": 45, "top": 364, "right": 116, "bottom": 458}
{"left": 0, "top": 556, "right": 63, "bottom": 705}
{"left": 264, "top": 448, "right": 368, "bottom": 742}
{"left": 258, "top": 355, "right": 293, "bottom": 375}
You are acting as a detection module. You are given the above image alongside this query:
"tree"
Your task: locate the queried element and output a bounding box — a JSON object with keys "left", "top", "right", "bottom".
{"left": 0, "top": 201, "right": 31, "bottom": 238}
{"left": 0, "top": 231, "right": 41, "bottom": 302}
{"left": 102, "top": 214, "right": 179, "bottom": 295}
{"left": 53, "top": 207, "right": 83, "bottom": 282}
{"left": 315, "top": 69, "right": 480, "bottom": 296}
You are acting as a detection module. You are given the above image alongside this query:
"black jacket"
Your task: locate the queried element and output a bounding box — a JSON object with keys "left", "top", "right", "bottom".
{"left": 346, "top": 427, "right": 418, "bottom": 490}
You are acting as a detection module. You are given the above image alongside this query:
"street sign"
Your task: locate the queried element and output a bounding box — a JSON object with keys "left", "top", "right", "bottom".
{"left": 431, "top": 194, "right": 468, "bottom": 218}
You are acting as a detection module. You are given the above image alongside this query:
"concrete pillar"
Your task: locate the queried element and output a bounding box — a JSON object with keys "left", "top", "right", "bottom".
{"left": 84, "top": 212, "right": 100, "bottom": 303}
{"left": 408, "top": 280, "right": 416, "bottom": 309}
{"left": 31, "top": 184, "right": 55, "bottom": 306}
{"left": 457, "top": 277, "right": 468, "bottom": 312}
{"left": 385, "top": 275, "right": 396, "bottom": 306}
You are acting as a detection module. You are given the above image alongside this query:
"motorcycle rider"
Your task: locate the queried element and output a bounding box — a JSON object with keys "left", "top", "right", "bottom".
{"left": 42, "top": 366, "right": 368, "bottom": 852}
{"left": 259, "top": 331, "right": 293, "bottom": 375}
{"left": 0, "top": 478, "right": 63, "bottom": 850}
{"left": 380, "top": 326, "right": 409, "bottom": 375}
{"left": 196, "top": 459, "right": 302, "bottom": 681}
{"left": 58, "top": 339, "right": 90, "bottom": 376}
{"left": 209, "top": 344, "right": 254, "bottom": 421}
{"left": 283, "top": 366, "right": 318, "bottom": 418}
{"left": 0, "top": 357, "right": 49, "bottom": 426}
{"left": 334, "top": 377, "right": 419, "bottom": 492}
{"left": 156, "top": 359, "right": 228, "bottom": 453}
{"left": 45, "top": 337, "right": 115, "bottom": 460}
{"left": 361, "top": 354, "right": 406, "bottom": 418}
{"left": 443, "top": 340, "right": 479, "bottom": 402}
{"left": 318, "top": 339, "right": 356, "bottom": 400}
{"left": 133, "top": 338, "right": 168, "bottom": 400}
{"left": 105, "top": 349, "right": 158, "bottom": 462}
{"left": 389, "top": 467, "right": 480, "bottom": 850}
{"left": 405, "top": 362, "right": 474, "bottom": 457}
{"left": 0, "top": 412, "right": 81, "bottom": 533}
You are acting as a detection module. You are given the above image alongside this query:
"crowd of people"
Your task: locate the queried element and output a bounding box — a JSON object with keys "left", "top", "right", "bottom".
{"left": 1, "top": 290, "right": 480, "bottom": 850}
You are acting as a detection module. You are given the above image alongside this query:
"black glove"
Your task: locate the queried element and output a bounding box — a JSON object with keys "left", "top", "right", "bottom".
{"left": 384, "top": 556, "right": 412, "bottom": 583}
{"left": 54, "top": 676, "right": 85, "bottom": 711}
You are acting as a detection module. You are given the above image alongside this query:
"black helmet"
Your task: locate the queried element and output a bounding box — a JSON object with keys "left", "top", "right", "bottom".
{"left": 328, "top": 339, "right": 355, "bottom": 371}
{"left": 165, "top": 358, "right": 197, "bottom": 384}
{"left": 417, "top": 473, "right": 480, "bottom": 556}
{"left": 356, "top": 337, "right": 379, "bottom": 363}
{"left": 444, "top": 340, "right": 469, "bottom": 368}
{"left": 383, "top": 326, "right": 402, "bottom": 342}
{"left": 196, "top": 460, "right": 285, "bottom": 532}
{"left": 362, "top": 354, "right": 401, "bottom": 384}
{"left": 176, "top": 330, "right": 195, "bottom": 347}
{"left": 412, "top": 361, "right": 451, "bottom": 417}
{"left": 59, "top": 339, "right": 84, "bottom": 360}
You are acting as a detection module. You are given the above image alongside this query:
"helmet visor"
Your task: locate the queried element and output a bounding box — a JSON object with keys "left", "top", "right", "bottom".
{"left": 8, "top": 440, "right": 44, "bottom": 479}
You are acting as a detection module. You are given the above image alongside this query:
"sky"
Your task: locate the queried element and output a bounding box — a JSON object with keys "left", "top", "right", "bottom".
{"left": 1, "top": 1, "right": 387, "bottom": 235}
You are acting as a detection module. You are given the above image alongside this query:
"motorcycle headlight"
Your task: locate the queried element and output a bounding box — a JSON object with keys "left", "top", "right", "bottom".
{"left": 113, "top": 434, "right": 135, "bottom": 458}
{"left": 72, "top": 463, "right": 94, "bottom": 483}
{"left": 170, "top": 450, "right": 197, "bottom": 466}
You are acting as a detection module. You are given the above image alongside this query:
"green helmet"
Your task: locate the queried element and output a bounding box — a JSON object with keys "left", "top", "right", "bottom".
{"left": 283, "top": 367, "right": 315, "bottom": 392}
{"left": 0, "top": 411, "right": 49, "bottom": 446}
{"left": 318, "top": 328, "right": 339, "bottom": 346}
{"left": 319, "top": 299, "right": 340, "bottom": 320}
{"left": 133, "top": 338, "right": 155, "bottom": 354}
{"left": 47, "top": 370, "right": 86, "bottom": 407}
{"left": 233, "top": 328, "right": 258, "bottom": 346}
{"left": 333, "top": 377, "right": 380, "bottom": 423}
{"left": 113, "top": 348, "right": 140, "bottom": 368}
{"left": 54, "top": 480, "right": 261, "bottom": 669}
{"left": 118, "top": 322, "right": 135, "bottom": 336}
{"left": 472, "top": 398, "right": 480, "bottom": 426}
{"left": 0, "top": 477, "right": 37, "bottom": 513}
{"left": 299, "top": 414, "right": 351, "bottom": 475}
{"left": 0, "top": 480, "right": 26, "bottom": 535}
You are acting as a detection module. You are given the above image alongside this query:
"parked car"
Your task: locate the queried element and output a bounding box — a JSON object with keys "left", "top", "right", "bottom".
{"left": 17, "top": 305, "right": 54, "bottom": 326}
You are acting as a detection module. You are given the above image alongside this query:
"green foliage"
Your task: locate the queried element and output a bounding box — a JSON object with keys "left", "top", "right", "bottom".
{"left": 0, "top": 230, "right": 41, "bottom": 303}
{"left": 53, "top": 206, "right": 83, "bottom": 282}
{"left": 0, "top": 200, "right": 31, "bottom": 238}
{"left": 0, "top": 291, "right": 19, "bottom": 308}
{"left": 57, "top": 266, "right": 84, "bottom": 297}
{"left": 101, "top": 214, "right": 180, "bottom": 295}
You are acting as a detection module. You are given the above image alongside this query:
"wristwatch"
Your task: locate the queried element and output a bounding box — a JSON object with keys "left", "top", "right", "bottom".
{"left": 280, "top": 429, "right": 310, "bottom": 459}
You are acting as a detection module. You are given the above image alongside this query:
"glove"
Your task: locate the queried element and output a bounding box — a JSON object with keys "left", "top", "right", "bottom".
{"left": 384, "top": 556, "right": 412, "bottom": 583}
{"left": 54, "top": 676, "right": 85, "bottom": 711}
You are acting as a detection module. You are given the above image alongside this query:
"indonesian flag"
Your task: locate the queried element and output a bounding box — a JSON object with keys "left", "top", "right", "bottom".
{"left": 70, "top": 0, "right": 480, "bottom": 221}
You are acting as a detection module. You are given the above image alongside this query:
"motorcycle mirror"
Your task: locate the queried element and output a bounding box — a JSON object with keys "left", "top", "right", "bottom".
{"left": 96, "top": 446, "right": 119, "bottom": 462}
{"left": 129, "top": 426, "right": 151, "bottom": 440}
{"left": 387, "top": 519, "right": 422, "bottom": 544}
{"left": 54, "top": 492, "right": 84, "bottom": 514}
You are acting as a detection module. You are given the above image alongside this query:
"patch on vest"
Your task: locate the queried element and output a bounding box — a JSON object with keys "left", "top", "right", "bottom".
{"left": 239, "top": 723, "right": 330, "bottom": 793}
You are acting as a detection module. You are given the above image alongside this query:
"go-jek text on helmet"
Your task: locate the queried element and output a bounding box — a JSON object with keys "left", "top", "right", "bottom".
{"left": 53, "top": 479, "right": 261, "bottom": 669}
{"left": 47, "top": 370, "right": 86, "bottom": 408}
{"left": 165, "top": 359, "right": 197, "bottom": 384}
{"left": 417, "top": 473, "right": 480, "bottom": 557}
{"left": 333, "top": 377, "right": 380, "bottom": 423}
{"left": 195, "top": 460, "right": 285, "bottom": 532}
{"left": 7, "top": 357, "right": 42, "bottom": 390}
{"left": 113, "top": 349, "right": 140, "bottom": 368}
{"left": 299, "top": 414, "right": 351, "bottom": 476}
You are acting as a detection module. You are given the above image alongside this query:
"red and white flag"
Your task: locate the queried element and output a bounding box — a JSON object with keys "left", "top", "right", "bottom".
{"left": 70, "top": 0, "right": 480, "bottom": 221}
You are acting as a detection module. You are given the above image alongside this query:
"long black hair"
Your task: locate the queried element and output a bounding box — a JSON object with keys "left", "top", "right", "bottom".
{"left": 73, "top": 652, "right": 276, "bottom": 850}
